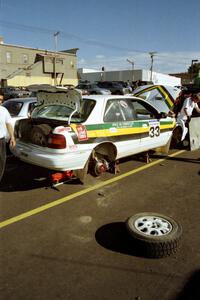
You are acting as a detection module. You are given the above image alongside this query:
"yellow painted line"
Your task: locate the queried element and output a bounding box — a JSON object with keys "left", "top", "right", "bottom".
{"left": 0, "top": 150, "right": 185, "bottom": 229}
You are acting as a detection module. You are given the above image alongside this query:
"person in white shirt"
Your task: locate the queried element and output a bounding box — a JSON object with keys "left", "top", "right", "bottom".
{"left": 0, "top": 94, "right": 16, "bottom": 182}
{"left": 177, "top": 93, "right": 200, "bottom": 122}
{"left": 176, "top": 93, "right": 200, "bottom": 141}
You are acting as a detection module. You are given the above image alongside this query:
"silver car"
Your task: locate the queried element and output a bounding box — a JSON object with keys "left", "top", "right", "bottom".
{"left": 2, "top": 97, "right": 37, "bottom": 129}
{"left": 76, "top": 83, "right": 111, "bottom": 95}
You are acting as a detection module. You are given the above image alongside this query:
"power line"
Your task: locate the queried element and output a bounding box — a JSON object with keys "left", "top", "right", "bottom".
{"left": 0, "top": 20, "right": 147, "bottom": 53}
{"left": 155, "top": 58, "right": 191, "bottom": 66}
{"left": 0, "top": 20, "right": 198, "bottom": 68}
{"left": 156, "top": 53, "right": 200, "bottom": 61}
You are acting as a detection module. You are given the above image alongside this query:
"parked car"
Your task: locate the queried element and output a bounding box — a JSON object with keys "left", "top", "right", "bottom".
{"left": 12, "top": 86, "right": 175, "bottom": 181}
{"left": 2, "top": 97, "right": 37, "bottom": 130}
{"left": 76, "top": 82, "right": 111, "bottom": 95}
{"left": 96, "top": 81, "right": 131, "bottom": 95}
{"left": 0, "top": 86, "right": 31, "bottom": 100}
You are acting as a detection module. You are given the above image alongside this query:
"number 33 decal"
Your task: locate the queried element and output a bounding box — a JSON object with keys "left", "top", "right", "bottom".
{"left": 149, "top": 126, "right": 160, "bottom": 137}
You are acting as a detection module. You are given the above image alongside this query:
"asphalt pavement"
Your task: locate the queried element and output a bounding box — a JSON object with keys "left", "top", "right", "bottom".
{"left": 0, "top": 149, "right": 200, "bottom": 300}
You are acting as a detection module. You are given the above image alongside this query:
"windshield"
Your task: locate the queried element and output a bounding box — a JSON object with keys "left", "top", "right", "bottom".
{"left": 32, "top": 99, "right": 96, "bottom": 123}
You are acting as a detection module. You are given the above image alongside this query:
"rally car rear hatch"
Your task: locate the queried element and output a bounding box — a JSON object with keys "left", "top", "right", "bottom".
{"left": 28, "top": 84, "right": 82, "bottom": 117}
{"left": 15, "top": 85, "right": 83, "bottom": 146}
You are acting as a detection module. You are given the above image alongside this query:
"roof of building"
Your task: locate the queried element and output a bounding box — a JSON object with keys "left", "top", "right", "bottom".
{"left": 0, "top": 40, "right": 77, "bottom": 56}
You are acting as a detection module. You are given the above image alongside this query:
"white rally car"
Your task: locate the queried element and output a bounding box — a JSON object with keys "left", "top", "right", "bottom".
{"left": 12, "top": 85, "right": 176, "bottom": 178}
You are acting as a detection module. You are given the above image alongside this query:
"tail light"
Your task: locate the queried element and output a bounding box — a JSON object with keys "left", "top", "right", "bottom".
{"left": 47, "top": 133, "right": 66, "bottom": 149}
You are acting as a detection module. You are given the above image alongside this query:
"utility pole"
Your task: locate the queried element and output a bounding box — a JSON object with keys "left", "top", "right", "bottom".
{"left": 53, "top": 31, "right": 60, "bottom": 86}
{"left": 126, "top": 59, "right": 134, "bottom": 81}
{"left": 149, "top": 52, "right": 157, "bottom": 81}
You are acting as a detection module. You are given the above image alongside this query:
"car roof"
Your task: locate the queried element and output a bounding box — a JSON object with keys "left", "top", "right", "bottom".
{"left": 82, "top": 94, "right": 149, "bottom": 103}
{"left": 83, "top": 94, "right": 139, "bottom": 100}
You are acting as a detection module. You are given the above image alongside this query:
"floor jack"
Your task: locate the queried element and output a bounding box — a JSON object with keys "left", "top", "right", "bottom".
{"left": 50, "top": 159, "right": 121, "bottom": 188}
{"left": 50, "top": 171, "right": 76, "bottom": 188}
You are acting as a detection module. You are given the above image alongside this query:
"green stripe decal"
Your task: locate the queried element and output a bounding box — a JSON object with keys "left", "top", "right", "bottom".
{"left": 85, "top": 121, "right": 149, "bottom": 130}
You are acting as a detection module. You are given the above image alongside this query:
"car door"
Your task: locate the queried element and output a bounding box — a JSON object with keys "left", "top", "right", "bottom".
{"left": 133, "top": 85, "right": 175, "bottom": 113}
{"left": 103, "top": 98, "right": 143, "bottom": 158}
{"left": 131, "top": 100, "right": 173, "bottom": 151}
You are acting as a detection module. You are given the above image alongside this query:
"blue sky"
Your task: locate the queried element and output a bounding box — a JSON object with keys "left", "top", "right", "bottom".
{"left": 0, "top": 0, "right": 200, "bottom": 74}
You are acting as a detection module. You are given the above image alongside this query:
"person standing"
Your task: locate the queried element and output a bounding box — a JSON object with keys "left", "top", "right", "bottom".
{"left": 0, "top": 94, "right": 16, "bottom": 182}
{"left": 0, "top": 93, "right": 4, "bottom": 105}
{"left": 177, "top": 93, "right": 200, "bottom": 122}
{"left": 176, "top": 93, "right": 200, "bottom": 140}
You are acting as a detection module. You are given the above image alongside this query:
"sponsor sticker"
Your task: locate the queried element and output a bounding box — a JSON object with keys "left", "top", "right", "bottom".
{"left": 76, "top": 125, "right": 88, "bottom": 141}
{"left": 54, "top": 126, "right": 72, "bottom": 133}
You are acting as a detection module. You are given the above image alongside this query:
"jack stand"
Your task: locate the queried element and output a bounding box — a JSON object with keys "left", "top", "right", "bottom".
{"left": 145, "top": 152, "right": 152, "bottom": 164}
{"left": 110, "top": 160, "right": 120, "bottom": 174}
{"left": 138, "top": 152, "right": 152, "bottom": 164}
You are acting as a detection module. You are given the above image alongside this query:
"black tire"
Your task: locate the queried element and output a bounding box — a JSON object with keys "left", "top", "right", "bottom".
{"left": 126, "top": 212, "right": 182, "bottom": 258}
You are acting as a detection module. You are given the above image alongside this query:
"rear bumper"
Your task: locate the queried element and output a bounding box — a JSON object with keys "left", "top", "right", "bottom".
{"left": 12, "top": 142, "right": 91, "bottom": 171}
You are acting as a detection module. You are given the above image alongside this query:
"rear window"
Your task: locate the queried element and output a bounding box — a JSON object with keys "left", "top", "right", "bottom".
{"left": 2, "top": 101, "right": 23, "bottom": 116}
{"left": 32, "top": 99, "right": 96, "bottom": 123}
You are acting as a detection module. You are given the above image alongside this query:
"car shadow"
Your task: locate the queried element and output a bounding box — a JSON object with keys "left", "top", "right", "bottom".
{"left": 0, "top": 155, "right": 52, "bottom": 191}
{"left": 0, "top": 155, "right": 82, "bottom": 192}
{"left": 95, "top": 221, "right": 149, "bottom": 258}
{"left": 175, "top": 270, "right": 200, "bottom": 300}
{"left": 152, "top": 154, "right": 200, "bottom": 165}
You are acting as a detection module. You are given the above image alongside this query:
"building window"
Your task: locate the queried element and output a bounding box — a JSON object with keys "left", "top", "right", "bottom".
{"left": 6, "top": 52, "right": 12, "bottom": 63}
{"left": 22, "top": 54, "right": 28, "bottom": 64}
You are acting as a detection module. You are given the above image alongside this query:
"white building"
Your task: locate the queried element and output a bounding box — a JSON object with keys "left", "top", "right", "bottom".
{"left": 78, "top": 68, "right": 181, "bottom": 87}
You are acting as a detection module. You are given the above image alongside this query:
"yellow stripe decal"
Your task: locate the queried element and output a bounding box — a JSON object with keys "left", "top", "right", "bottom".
{"left": 72, "top": 124, "right": 175, "bottom": 138}
{"left": 159, "top": 86, "right": 174, "bottom": 107}
{"left": 87, "top": 125, "right": 174, "bottom": 137}
{"left": 87, "top": 127, "right": 148, "bottom": 137}
{"left": 0, "top": 150, "right": 185, "bottom": 230}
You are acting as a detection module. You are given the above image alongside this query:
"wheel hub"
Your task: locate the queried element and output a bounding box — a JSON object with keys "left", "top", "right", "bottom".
{"left": 94, "top": 158, "right": 109, "bottom": 176}
{"left": 135, "top": 216, "right": 173, "bottom": 236}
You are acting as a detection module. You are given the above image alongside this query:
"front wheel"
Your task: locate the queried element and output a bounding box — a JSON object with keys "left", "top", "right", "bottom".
{"left": 126, "top": 212, "right": 182, "bottom": 258}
